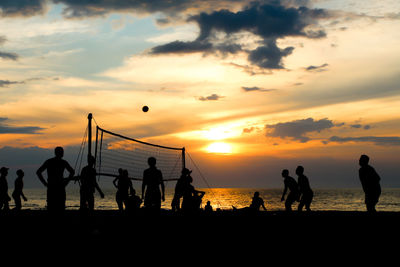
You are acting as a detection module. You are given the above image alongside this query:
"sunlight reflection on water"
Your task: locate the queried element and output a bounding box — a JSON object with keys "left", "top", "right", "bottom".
{"left": 14, "top": 188, "right": 400, "bottom": 212}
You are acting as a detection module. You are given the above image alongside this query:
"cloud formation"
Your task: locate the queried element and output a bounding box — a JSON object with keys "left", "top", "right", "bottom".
{"left": 0, "top": 35, "right": 19, "bottom": 61}
{"left": 150, "top": 1, "right": 330, "bottom": 69}
{"left": 0, "top": 51, "right": 19, "bottom": 61}
{"left": 328, "top": 136, "right": 400, "bottom": 146}
{"left": 53, "top": 0, "right": 247, "bottom": 18}
{"left": 0, "top": 80, "right": 22, "bottom": 87}
{"left": 0, "top": 118, "right": 44, "bottom": 134}
{"left": 241, "top": 86, "right": 276, "bottom": 92}
{"left": 0, "top": 0, "right": 46, "bottom": 17}
{"left": 198, "top": 94, "right": 224, "bottom": 101}
{"left": 266, "top": 117, "right": 334, "bottom": 142}
{"left": 350, "top": 124, "right": 371, "bottom": 130}
{"left": 305, "top": 63, "right": 329, "bottom": 72}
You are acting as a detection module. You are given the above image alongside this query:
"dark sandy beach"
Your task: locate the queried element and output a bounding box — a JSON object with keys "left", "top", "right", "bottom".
{"left": 1, "top": 209, "right": 399, "bottom": 262}
{"left": 1, "top": 209, "right": 399, "bottom": 242}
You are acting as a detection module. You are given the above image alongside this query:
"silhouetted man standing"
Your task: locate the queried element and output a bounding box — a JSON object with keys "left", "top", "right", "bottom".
{"left": 142, "top": 157, "right": 165, "bottom": 211}
{"left": 296, "top": 166, "right": 313, "bottom": 212}
{"left": 281, "top": 169, "right": 299, "bottom": 212}
{"left": 79, "top": 155, "right": 104, "bottom": 211}
{"left": 113, "top": 169, "right": 133, "bottom": 211}
{"left": 37, "top": 147, "right": 75, "bottom": 212}
{"left": 359, "top": 155, "right": 381, "bottom": 213}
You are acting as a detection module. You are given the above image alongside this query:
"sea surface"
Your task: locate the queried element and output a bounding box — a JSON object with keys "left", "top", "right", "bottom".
{"left": 9, "top": 187, "right": 400, "bottom": 212}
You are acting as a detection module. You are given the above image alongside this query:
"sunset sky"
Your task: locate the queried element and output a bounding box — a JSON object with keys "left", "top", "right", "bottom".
{"left": 1, "top": 0, "right": 400, "bottom": 188}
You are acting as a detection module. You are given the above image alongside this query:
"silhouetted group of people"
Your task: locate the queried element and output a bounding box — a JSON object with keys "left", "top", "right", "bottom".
{"left": 281, "top": 166, "right": 314, "bottom": 212}
{"left": 0, "top": 167, "right": 27, "bottom": 211}
{"left": 280, "top": 155, "right": 381, "bottom": 213}
{"left": 0, "top": 147, "right": 382, "bottom": 214}
{"left": 171, "top": 167, "right": 205, "bottom": 213}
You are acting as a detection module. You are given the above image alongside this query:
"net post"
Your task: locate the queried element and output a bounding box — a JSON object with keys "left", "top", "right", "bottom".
{"left": 182, "top": 147, "right": 186, "bottom": 169}
{"left": 94, "top": 126, "right": 99, "bottom": 167}
{"left": 88, "top": 113, "right": 93, "bottom": 159}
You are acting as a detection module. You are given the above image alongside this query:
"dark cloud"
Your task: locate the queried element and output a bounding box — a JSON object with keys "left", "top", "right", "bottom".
{"left": 198, "top": 94, "right": 224, "bottom": 101}
{"left": 0, "top": 36, "right": 19, "bottom": 61}
{"left": 350, "top": 124, "right": 362, "bottom": 129}
{"left": 53, "top": 0, "right": 247, "bottom": 18}
{"left": 349, "top": 124, "right": 370, "bottom": 130}
{"left": 150, "top": 1, "right": 330, "bottom": 69}
{"left": 0, "top": 51, "right": 19, "bottom": 61}
{"left": 328, "top": 136, "right": 400, "bottom": 146}
{"left": 0, "top": 0, "right": 46, "bottom": 17}
{"left": 0, "top": 80, "right": 22, "bottom": 87}
{"left": 305, "top": 63, "right": 329, "bottom": 72}
{"left": 0, "top": 118, "right": 44, "bottom": 134}
{"left": 151, "top": 40, "right": 213, "bottom": 54}
{"left": 241, "top": 86, "right": 275, "bottom": 92}
{"left": 247, "top": 40, "right": 294, "bottom": 69}
{"left": 266, "top": 117, "right": 334, "bottom": 142}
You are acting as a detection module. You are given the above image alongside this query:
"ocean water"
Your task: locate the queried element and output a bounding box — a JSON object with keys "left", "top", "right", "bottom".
{"left": 8, "top": 187, "right": 400, "bottom": 212}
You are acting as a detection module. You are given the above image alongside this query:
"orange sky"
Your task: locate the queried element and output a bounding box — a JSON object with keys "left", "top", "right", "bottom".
{"left": 1, "top": 0, "right": 400, "bottom": 187}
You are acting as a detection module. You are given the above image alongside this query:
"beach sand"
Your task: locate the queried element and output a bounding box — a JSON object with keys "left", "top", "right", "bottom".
{"left": 1, "top": 210, "right": 399, "bottom": 245}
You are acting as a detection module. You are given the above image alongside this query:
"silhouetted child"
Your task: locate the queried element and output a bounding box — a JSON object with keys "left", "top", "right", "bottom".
{"left": 142, "top": 157, "right": 165, "bottom": 211}
{"left": 12, "top": 169, "right": 27, "bottom": 211}
{"left": 296, "top": 166, "right": 313, "bottom": 212}
{"left": 281, "top": 169, "right": 299, "bottom": 212}
{"left": 114, "top": 169, "right": 134, "bottom": 211}
{"left": 250, "top": 191, "right": 267, "bottom": 211}
{"left": 359, "top": 155, "right": 381, "bottom": 213}
{"left": 204, "top": 201, "right": 213, "bottom": 213}
{"left": 79, "top": 155, "right": 104, "bottom": 211}
{"left": 192, "top": 190, "right": 206, "bottom": 211}
{"left": 126, "top": 189, "right": 142, "bottom": 213}
{"left": 0, "top": 167, "right": 10, "bottom": 211}
{"left": 36, "top": 146, "right": 75, "bottom": 211}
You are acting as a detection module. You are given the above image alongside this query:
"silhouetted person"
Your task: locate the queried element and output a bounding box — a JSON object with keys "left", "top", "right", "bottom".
{"left": 36, "top": 146, "right": 75, "bottom": 212}
{"left": 296, "top": 166, "right": 313, "bottom": 212}
{"left": 171, "top": 168, "right": 191, "bottom": 212}
{"left": 113, "top": 169, "right": 134, "bottom": 211}
{"left": 359, "top": 155, "right": 381, "bottom": 213}
{"left": 126, "top": 189, "right": 142, "bottom": 213}
{"left": 79, "top": 155, "right": 104, "bottom": 211}
{"left": 204, "top": 201, "right": 213, "bottom": 213}
{"left": 250, "top": 192, "right": 267, "bottom": 211}
{"left": 0, "top": 167, "right": 10, "bottom": 211}
{"left": 181, "top": 175, "right": 205, "bottom": 213}
{"left": 233, "top": 191, "right": 267, "bottom": 212}
{"left": 281, "top": 169, "right": 299, "bottom": 212}
{"left": 12, "top": 169, "right": 27, "bottom": 211}
{"left": 142, "top": 157, "right": 165, "bottom": 211}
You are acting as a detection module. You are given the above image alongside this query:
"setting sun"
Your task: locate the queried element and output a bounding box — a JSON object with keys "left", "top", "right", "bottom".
{"left": 205, "top": 142, "right": 233, "bottom": 154}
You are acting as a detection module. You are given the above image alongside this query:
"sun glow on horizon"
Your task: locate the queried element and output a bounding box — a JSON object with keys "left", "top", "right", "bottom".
{"left": 205, "top": 142, "right": 233, "bottom": 154}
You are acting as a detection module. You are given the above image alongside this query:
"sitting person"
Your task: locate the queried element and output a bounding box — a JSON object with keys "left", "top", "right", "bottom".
{"left": 204, "top": 201, "right": 213, "bottom": 213}
{"left": 126, "top": 189, "right": 142, "bottom": 213}
{"left": 233, "top": 191, "right": 267, "bottom": 212}
{"left": 249, "top": 191, "right": 267, "bottom": 211}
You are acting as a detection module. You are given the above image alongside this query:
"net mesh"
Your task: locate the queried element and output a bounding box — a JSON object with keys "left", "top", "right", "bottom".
{"left": 95, "top": 127, "right": 184, "bottom": 181}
